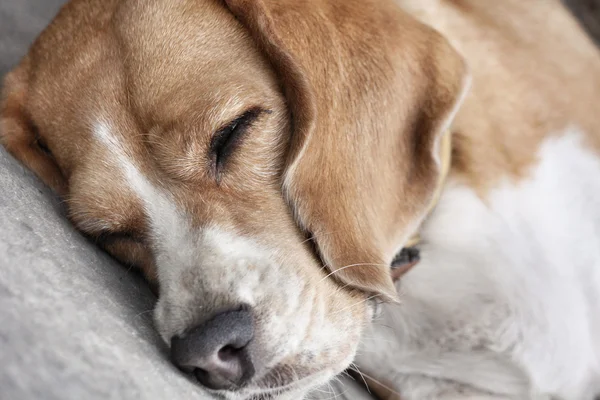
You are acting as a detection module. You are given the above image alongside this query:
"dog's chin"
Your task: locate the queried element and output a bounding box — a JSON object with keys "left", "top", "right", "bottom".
{"left": 212, "top": 367, "right": 337, "bottom": 400}
{"left": 219, "top": 387, "right": 309, "bottom": 400}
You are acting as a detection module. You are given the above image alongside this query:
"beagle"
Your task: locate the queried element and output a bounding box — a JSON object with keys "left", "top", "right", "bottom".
{"left": 1, "top": 0, "right": 600, "bottom": 399}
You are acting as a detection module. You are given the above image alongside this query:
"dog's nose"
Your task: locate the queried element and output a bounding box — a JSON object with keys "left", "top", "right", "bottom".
{"left": 170, "top": 308, "right": 255, "bottom": 390}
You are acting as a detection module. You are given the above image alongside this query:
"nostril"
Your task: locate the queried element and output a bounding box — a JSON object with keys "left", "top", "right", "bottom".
{"left": 218, "top": 345, "right": 239, "bottom": 361}
{"left": 192, "top": 345, "right": 247, "bottom": 388}
{"left": 170, "top": 307, "right": 255, "bottom": 391}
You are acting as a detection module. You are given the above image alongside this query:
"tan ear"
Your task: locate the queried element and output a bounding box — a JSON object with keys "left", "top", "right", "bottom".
{"left": 0, "top": 58, "right": 67, "bottom": 196}
{"left": 225, "top": 0, "right": 469, "bottom": 301}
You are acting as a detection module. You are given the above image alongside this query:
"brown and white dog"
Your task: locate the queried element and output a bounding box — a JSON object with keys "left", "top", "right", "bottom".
{"left": 2, "top": 0, "right": 600, "bottom": 399}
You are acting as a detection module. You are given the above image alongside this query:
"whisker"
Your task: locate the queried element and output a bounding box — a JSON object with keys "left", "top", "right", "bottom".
{"left": 299, "top": 229, "right": 345, "bottom": 246}
{"left": 349, "top": 363, "right": 370, "bottom": 395}
{"left": 330, "top": 294, "right": 380, "bottom": 316}
{"left": 348, "top": 366, "right": 403, "bottom": 399}
{"left": 356, "top": 335, "right": 396, "bottom": 346}
{"left": 319, "top": 263, "right": 389, "bottom": 284}
{"left": 311, "top": 377, "right": 348, "bottom": 400}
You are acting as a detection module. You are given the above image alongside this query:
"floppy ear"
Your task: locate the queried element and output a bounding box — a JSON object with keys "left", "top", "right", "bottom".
{"left": 0, "top": 58, "right": 67, "bottom": 196}
{"left": 225, "top": 0, "right": 470, "bottom": 301}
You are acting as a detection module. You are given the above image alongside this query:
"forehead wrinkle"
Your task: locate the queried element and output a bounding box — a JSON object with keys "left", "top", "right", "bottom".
{"left": 92, "top": 120, "right": 194, "bottom": 251}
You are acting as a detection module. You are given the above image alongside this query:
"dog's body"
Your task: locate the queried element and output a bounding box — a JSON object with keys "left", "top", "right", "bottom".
{"left": 360, "top": 130, "right": 600, "bottom": 400}
{"left": 356, "top": 2, "right": 600, "bottom": 399}
{"left": 1, "top": 0, "right": 600, "bottom": 399}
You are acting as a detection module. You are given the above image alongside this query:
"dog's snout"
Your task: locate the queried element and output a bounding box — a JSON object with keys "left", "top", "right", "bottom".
{"left": 170, "top": 307, "right": 255, "bottom": 391}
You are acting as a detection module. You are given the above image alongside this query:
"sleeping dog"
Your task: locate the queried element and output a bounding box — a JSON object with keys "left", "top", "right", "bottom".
{"left": 2, "top": 0, "right": 600, "bottom": 399}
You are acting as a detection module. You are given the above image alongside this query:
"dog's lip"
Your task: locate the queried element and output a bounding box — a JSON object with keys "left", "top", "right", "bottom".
{"left": 208, "top": 368, "right": 321, "bottom": 400}
{"left": 252, "top": 369, "right": 324, "bottom": 397}
{"left": 234, "top": 384, "right": 295, "bottom": 400}
{"left": 203, "top": 386, "right": 286, "bottom": 400}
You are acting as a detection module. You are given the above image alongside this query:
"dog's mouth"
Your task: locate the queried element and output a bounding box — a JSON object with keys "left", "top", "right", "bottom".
{"left": 254, "top": 363, "right": 316, "bottom": 392}
{"left": 198, "top": 363, "right": 326, "bottom": 400}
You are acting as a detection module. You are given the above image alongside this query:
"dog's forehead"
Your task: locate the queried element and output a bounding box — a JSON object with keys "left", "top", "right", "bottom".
{"left": 24, "top": 0, "right": 284, "bottom": 181}
{"left": 113, "top": 0, "right": 277, "bottom": 122}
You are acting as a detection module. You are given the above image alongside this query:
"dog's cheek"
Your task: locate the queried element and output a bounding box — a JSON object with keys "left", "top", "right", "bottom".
{"left": 152, "top": 294, "right": 194, "bottom": 345}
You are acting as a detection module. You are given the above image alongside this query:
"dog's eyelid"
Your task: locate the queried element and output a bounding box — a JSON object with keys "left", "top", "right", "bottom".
{"left": 29, "top": 120, "right": 54, "bottom": 157}
{"left": 209, "top": 106, "right": 267, "bottom": 178}
{"left": 96, "top": 229, "right": 144, "bottom": 244}
{"left": 215, "top": 106, "right": 266, "bottom": 133}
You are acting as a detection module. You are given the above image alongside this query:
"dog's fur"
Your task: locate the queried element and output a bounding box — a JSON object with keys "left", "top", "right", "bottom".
{"left": 2, "top": 0, "right": 600, "bottom": 399}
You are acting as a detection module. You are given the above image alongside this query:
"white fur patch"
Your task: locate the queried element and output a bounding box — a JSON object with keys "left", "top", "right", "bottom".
{"left": 93, "top": 121, "right": 194, "bottom": 281}
{"left": 357, "top": 129, "right": 600, "bottom": 400}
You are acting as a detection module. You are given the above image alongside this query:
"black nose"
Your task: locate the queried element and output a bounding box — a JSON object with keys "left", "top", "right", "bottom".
{"left": 170, "top": 308, "right": 255, "bottom": 391}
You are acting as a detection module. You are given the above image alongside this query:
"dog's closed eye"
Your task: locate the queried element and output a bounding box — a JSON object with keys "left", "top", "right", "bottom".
{"left": 96, "top": 230, "right": 144, "bottom": 245}
{"left": 93, "top": 229, "right": 157, "bottom": 285}
{"left": 209, "top": 107, "right": 265, "bottom": 180}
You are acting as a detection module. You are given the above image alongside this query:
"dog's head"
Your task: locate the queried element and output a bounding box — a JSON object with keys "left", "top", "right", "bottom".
{"left": 0, "top": 0, "right": 468, "bottom": 398}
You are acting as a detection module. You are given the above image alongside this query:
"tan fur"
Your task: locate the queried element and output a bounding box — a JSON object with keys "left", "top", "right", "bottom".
{"left": 398, "top": 0, "right": 600, "bottom": 194}
{"left": 0, "top": 0, "right": 467, "bottom": 300}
